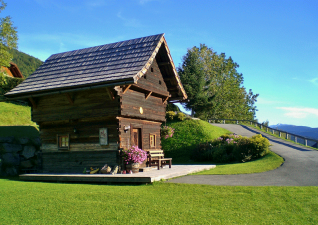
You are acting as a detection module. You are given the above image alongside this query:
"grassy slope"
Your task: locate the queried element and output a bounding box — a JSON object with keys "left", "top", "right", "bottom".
{"left": 0, "top": 179, "right": 317, "bottom": 224}
{"left": 162, "top": 119, "right": 284, "bottom": 174}
{"left": 162, "top": 119, "right": 231, "bottom": 163}
{"left": 0, "top": 102, "right": 39, "bottom": 138}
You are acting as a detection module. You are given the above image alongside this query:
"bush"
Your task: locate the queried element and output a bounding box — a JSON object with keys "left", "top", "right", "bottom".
{"left": 175, "top": 112, "right": 187, "bottom": 121}
{"left": 161, "top": 126, "right": 175, "bottom": 139}
{"left": 194, "top": 134, "right": 270, "bottom": 163}
{"left": 166, "top": 111, "right": 176, "bottom": 121}
{"left": 0, "top": 73, "right": 25, "bottom": 96}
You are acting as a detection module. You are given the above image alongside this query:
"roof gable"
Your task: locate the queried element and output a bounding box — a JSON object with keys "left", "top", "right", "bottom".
{"left": 1, "top": 62, "right": 24, "bottom": 78}
{"left": 5, "top": 34, "right": 187, "bottom": 101}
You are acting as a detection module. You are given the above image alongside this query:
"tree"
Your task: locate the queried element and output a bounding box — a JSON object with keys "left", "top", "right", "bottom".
{"left": 0, "top": 0, "right": 18, "bottom": 67}
{"left": 178, "top": 44, "right": 258, "bottom": 120}
{"left": 177, "top": 46, "right": 215, "bottom": 117}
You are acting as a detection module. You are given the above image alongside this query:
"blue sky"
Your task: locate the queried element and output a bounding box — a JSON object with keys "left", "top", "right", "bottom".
{"left": 4, "top": 0, "right": 318, "bottom": 127}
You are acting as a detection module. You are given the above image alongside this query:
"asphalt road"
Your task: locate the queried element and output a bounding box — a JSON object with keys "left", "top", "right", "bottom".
{"left": 166, "top": 124, "right": 318, "bottom": 186}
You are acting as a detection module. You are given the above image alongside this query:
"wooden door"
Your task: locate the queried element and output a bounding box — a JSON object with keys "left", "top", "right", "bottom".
{"left": 132, "top": 128, "right": 142, "bottom": 149}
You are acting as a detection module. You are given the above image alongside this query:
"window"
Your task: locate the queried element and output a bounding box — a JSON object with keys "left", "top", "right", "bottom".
{"left": 151, "top": 67, "right": 154, "bottom": 72}
{"left": 57, "top": 134, "right": 69, "bottom": 150}
{"left": 150, "top": 134, "right": 156, "bottom": 148}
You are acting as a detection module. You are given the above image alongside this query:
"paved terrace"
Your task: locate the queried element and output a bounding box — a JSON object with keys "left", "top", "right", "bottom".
{"left": 19, "top": 165, "right": 215, "bottom": 184}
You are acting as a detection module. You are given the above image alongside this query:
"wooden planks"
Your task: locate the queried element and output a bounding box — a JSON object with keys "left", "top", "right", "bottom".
{"left": 41, "top": 150, "right": 118, "bottom": 173}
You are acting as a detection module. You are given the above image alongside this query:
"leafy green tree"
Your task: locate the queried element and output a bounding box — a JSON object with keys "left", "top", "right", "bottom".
{"left": 0, "top": 0, "right": 18, "bottom": 67}
{"left": 178, "top": 44, "right": 258, "bottom": 120}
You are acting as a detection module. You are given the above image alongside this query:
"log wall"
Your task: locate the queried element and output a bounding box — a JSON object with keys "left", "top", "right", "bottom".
{"left": 32, "top": 88, "right": 121, "bottom": 173}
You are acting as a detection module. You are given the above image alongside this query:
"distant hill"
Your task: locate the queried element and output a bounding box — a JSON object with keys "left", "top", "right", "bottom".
{"left": 9, "top": 49, "right": 43, "bottom": 78}
{"left": 270, "top": 124, "right": 318, "bottom": 140}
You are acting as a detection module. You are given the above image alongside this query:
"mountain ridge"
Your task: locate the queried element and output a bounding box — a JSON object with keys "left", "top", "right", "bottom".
{"left": 270, "top": 124, "right": 318, "bottom": 140}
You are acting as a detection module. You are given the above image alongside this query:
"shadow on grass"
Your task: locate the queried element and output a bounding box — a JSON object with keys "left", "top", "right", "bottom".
{"left": 241, "top": 125, "right": 312, "bottom": 152}
{"left": 0, "top": 126, "right": 39, "bottom": 138}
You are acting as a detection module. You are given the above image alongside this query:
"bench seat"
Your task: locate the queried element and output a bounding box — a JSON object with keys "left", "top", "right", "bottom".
{"left": 147, "top": 149, "right": 172, "bottom": 170}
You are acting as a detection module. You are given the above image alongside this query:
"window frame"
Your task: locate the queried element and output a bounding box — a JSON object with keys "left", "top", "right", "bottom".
{"left": 57, "top": 134, "right": 70, "bottom": 150}
{"left": 149, "top": 134, "right": 156, "bottom": 148}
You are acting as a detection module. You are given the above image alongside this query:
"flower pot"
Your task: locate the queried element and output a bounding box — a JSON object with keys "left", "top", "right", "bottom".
{"left": 131, "top": 163, "right": 140, "bottom": 173}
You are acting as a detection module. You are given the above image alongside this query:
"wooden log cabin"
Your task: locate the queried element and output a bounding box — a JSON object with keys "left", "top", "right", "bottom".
{"left": 5, "top": 34, "right": 187, "bottom": 173}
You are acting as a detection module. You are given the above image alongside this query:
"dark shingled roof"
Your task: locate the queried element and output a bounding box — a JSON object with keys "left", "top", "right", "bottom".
{"left": 5, "top": 34, "right": 187, "bottom": 101}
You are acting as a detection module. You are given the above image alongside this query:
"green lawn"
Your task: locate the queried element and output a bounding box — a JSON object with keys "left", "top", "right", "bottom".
{"left": 0, "top": 179, "right": 317, "bottom": 224}
{"left": 194, "top": 151, "right": 284, "bottom": 175}
{"left": 0, "top": 102, "right": 37, "bottom": 127}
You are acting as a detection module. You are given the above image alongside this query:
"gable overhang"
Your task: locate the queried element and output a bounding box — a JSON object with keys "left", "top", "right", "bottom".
{"left": 133, "top": 35, "right": 187, "bottom": 103}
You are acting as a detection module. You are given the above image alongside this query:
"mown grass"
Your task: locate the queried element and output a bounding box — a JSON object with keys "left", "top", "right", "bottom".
{"left": 194, "top": 151, "right": 284, "bottom": 175}
{"left": 162, "top": 119, "right": 231, "bottom": 163}
{"left": 0, "top": 102, "right": 37, "bottom": 127}
{"left": 0, "top": 179, "right": 317, "bottom": 224}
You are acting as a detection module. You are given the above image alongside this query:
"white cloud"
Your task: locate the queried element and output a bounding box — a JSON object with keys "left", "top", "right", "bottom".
{"left": 117, "top": 12, "right": 143, "bottom": 28}
{"left": 256, "top": 97, "right": 283, "bottom": 105}
{"left": 277, "top": 107, "right": 318, "bottom": 119}
{"left": 309, "top": 78, "right": 318, "bottom": 86}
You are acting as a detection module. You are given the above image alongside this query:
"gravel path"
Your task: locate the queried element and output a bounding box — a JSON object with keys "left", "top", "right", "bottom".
{"left": 166, "top": 124, "right": 318, "bottom": 186}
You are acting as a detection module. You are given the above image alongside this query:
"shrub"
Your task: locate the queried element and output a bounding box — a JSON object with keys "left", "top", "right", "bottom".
{"left": 166, "top": 111, "right": 176, "bottom": 121}
{"left": 161, "top": 126, "right": 175, "bottom": 139}
{"left": 0, "top": 73, "right": 25, "bottom": 96}
{"left": 194, "top": 134, "right": 270, "bottom": 163}
{"left": 175, "top": 112, "right": 187, "bottom": 121}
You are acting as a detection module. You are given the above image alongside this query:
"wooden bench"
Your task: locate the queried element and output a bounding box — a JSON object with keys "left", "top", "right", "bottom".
{"left": 147, "top": 150, "right": 172, "bottom": 170}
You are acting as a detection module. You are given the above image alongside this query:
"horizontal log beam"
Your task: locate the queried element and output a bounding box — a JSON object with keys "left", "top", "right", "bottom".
{"left": 158, "top": 62, "right": 171, "bottom": 66}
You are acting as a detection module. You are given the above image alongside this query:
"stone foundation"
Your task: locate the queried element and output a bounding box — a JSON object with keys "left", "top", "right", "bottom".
{"left": 0, "top": 136, "right": 41, "bottom": 176}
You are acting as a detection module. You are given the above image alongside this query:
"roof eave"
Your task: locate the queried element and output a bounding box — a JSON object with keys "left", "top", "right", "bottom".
{"left": 4, "top": 78, "right": 135, "bottom": 100}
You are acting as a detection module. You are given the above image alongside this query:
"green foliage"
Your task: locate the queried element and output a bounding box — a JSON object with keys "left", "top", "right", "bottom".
{"left": 0, "top": 72, "right": 24, "bottom": 96}
{"left": 161, "top": 120, "right": 231, "bottom": 163}
{"left": 166, "top": 111, "right": 187, "bottom": 121}
{"left": 161, "top": 126, "right": 175, "bottom": 139}
{"left": 166, "top": 103, "right": 180, "bottom": 112}
{"left": 178, "top": 44, "right": 259, "bottom": 120}
{"left": 166, "top": 111, "right": 176, "bottom": 121}
{"left": 0, "top": 0, "right": 18, "bottom": 67}
{"left": 175, "top": 112, "right": 187, "bottom": 121}
{"left": 9, "top": 48, "right": 43, "bottom": 78}
{"left": 0, "top": 179, "right": 317, "bottom": 224}
{"left": 194, "top": 134, "right": 270, "bottom": 163}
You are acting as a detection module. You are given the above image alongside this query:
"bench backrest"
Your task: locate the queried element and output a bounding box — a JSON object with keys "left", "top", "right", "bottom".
{"left": 148, "top": 150, "right": 164, "bottom": 159}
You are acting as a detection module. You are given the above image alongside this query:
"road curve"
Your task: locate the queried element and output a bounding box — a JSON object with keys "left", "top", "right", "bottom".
{"left": 166, "top": 124, "right": 318, "bottom": 186}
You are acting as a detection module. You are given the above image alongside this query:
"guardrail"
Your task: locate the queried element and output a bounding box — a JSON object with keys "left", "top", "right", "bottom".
{"left": 208, "top": 119, "right": 318, "bottom": 149}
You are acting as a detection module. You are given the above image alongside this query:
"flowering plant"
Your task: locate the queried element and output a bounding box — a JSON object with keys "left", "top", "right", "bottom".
{"left": 122, "top": 146, "right": 147, "bottom": 164}
{"left": 161, "top": 126, "right": 175, "bottom": 139}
